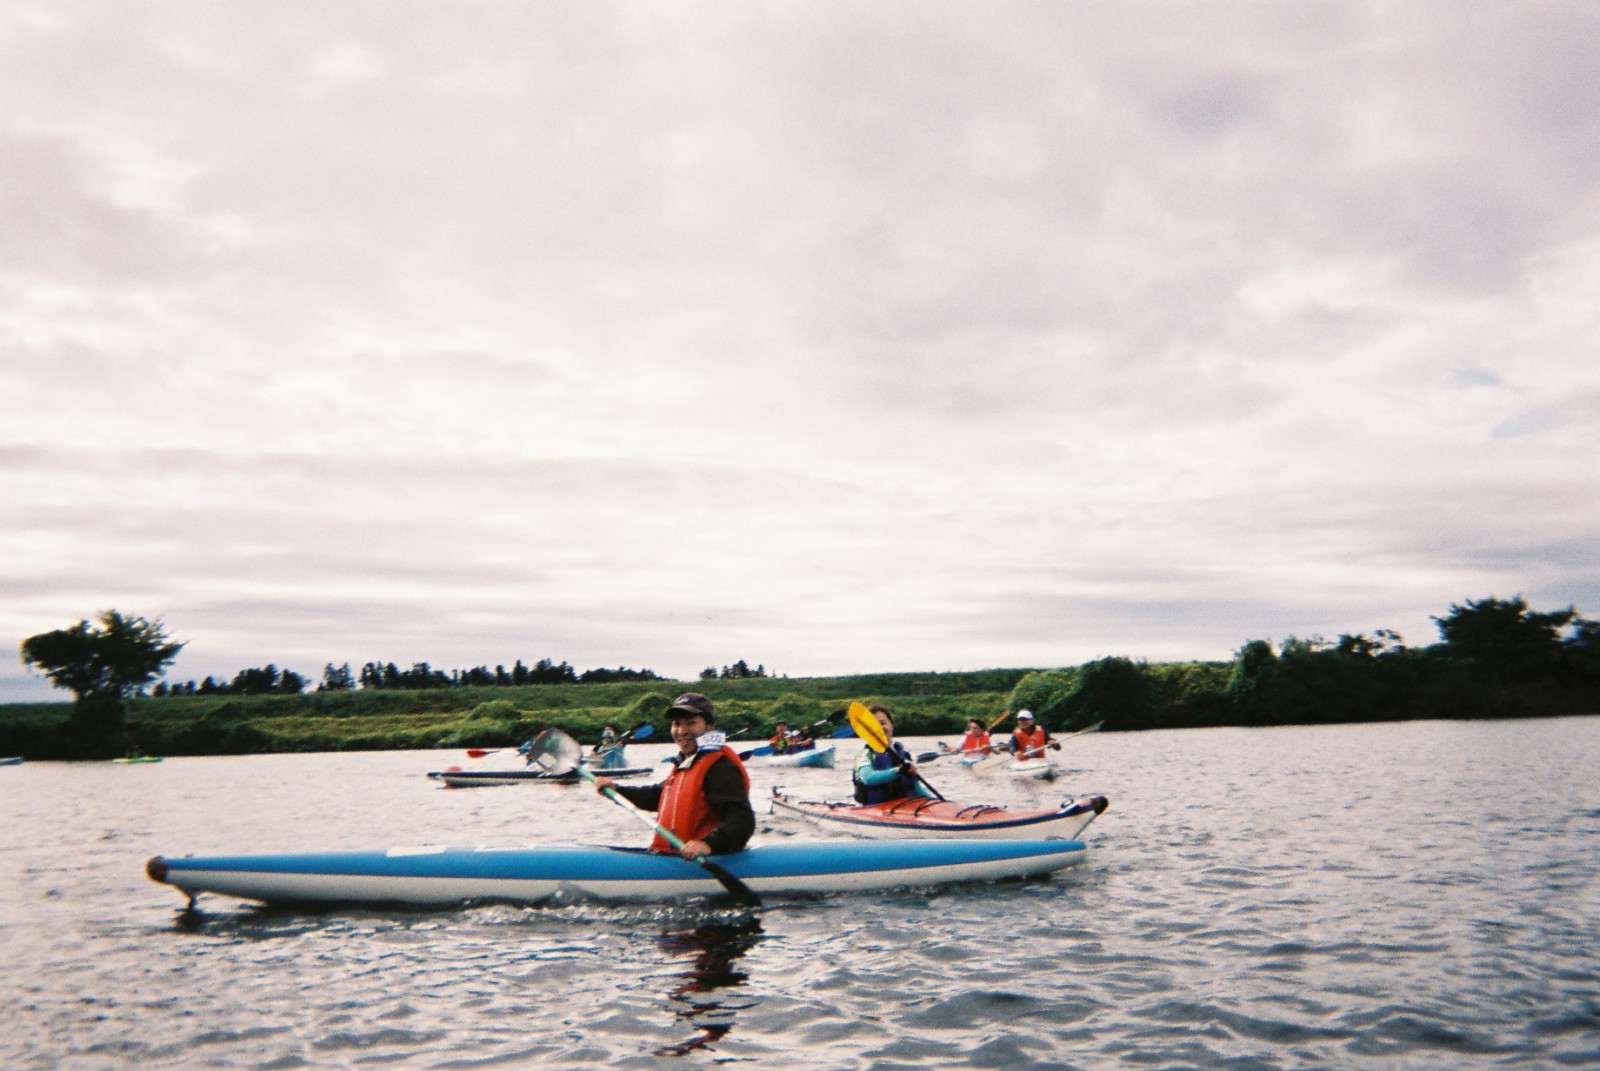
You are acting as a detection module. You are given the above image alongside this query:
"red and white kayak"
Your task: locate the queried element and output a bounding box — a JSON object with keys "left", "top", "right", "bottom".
{"left": 770, "top": 788, "right": 1108, "bottom": 840}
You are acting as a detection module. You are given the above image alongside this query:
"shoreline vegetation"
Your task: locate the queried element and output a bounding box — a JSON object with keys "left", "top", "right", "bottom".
{"left": 5, "top": 596, "right": 1598, "bottom": 760}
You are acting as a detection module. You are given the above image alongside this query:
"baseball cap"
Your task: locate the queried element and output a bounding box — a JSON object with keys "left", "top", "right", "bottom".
{"left": 668, "top": 692, "right": 716, "bottom": 722}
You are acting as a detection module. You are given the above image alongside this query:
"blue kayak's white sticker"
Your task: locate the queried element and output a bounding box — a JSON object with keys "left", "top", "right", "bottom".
{"left": 695, "top": 731, "right": 726, "bottom": 751}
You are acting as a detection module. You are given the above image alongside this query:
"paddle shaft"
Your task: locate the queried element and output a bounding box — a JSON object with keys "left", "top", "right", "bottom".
{"left": 1010, "top": 717, "right": 1103, "bottom": 758}
{"left": 577, "top": 764, "right": 761, "bottom": 908}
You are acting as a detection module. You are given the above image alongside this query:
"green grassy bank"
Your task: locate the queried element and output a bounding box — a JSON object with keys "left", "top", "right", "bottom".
{"left": 5, "top": 637, "right": 1597, "bottom": 761}
{"left": 0, "top": 670, "right": 1037, "bottom": 759}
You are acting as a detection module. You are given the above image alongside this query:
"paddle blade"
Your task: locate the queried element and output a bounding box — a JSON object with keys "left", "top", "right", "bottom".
{"left": 847, "top": 701, "right": 889, "bottom": 753}
{"left": 465, "top": 748, "right": 494, "bottom": 758}
{"left": 631, "top": 723, "right": 654, "bottom": 742}
{"left": 524, "top": 728, "right": 583, "bottom": 774}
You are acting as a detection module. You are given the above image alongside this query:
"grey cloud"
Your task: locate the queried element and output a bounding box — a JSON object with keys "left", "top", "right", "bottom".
{"left": 4, "top": 4, "right": 1599, "bottom": 699}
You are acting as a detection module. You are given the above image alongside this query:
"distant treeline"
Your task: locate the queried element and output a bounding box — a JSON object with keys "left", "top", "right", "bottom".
{"left": 5, "top": 596, "right": 1597, "bottom": 760}
{"left": 152, "top": 658, "right": 665, "bottom": 697}
{"left": 1010, "top": 596, "right": 1600, "bottom": 731}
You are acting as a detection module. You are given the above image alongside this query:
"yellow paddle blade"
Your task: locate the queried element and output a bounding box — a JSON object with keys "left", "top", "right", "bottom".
{"left": 847, "top": 701, "right": 888, "bottom": 753}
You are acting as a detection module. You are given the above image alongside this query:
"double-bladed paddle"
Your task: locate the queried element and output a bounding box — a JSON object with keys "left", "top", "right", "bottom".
{"left": 524, "top": 728, "right": 761, "bottom": 909}
{"left": 846, "top": 701, "right": 945, "bottom": 802}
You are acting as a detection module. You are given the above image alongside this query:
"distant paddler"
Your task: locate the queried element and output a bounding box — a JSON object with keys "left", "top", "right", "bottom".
{"left": 590, "top": 724, "right": 630, "bottom": 770}
{"left": 1011, "top": 710, "right": 1052, "bottom": 759}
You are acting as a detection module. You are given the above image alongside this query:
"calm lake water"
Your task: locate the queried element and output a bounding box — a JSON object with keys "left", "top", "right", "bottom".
{"left": 3, "top": 716, "right": 1597, "bottom": 1070}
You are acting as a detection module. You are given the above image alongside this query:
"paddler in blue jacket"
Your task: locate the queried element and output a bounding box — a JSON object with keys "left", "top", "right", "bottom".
{"left": 596, "top": 693, "right": 754, "bottom": 860}
{"left": 852, "top": 704, "right": 936, "bottom": 804}
{"left": 591, "top": 724, "right": 630, "bottom": 770}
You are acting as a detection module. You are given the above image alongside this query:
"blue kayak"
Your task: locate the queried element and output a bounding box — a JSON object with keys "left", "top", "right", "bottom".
{"left": 146, "top": 838, "right": 1087, "bottom": 907}
{"left": 759, "top": 744, "right": 837, "bottom": 768}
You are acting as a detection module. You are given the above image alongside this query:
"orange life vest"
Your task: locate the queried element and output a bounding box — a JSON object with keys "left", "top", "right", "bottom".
{"left": 651, "top": 746, "right": 750, "bottom": 854}
{"left": 961, "top": 730, "right": 991, "bottom": 753}
{"left": 1013, "top": 726, "right": 1048, "bottom": 758}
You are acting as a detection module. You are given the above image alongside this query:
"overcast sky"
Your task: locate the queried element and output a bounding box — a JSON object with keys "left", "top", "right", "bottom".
{"left": 4, "top": 2, "right": 1598, "bottom": 701}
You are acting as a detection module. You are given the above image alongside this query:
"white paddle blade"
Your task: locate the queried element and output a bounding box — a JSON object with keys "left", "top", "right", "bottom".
{"left": 525, "top": 728, "right": 583, "bottom": 774}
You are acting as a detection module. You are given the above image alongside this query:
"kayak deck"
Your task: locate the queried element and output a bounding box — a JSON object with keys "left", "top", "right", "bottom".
{"left": 771, "top": 789, "right": 1108, "bottom": 840}
{"left": 146, "top": 838, "right": 1088, "bottom": 907}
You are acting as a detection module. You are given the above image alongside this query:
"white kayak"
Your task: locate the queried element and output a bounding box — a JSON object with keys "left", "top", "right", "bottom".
{"left": 1008, "top": 757, "right": 1061, "bottom": 780}
{"left": 427, "top": 766, "right": 654, "bottom": 787}
{"left": 146, "top": 838, "right": 1088, "bottom": 907}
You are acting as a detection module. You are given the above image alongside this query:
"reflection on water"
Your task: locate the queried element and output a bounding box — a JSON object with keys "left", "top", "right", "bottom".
{"left": 654, "top": 917, "right": 765, "bottom": 1057}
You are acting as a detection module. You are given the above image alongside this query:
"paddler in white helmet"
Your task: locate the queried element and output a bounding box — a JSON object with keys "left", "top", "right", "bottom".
{"left": 1011, "top": 709, "right": 1051, "bottom": 760}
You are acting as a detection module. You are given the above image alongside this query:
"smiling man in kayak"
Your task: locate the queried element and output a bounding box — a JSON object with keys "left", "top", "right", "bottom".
{"left": 596, "top": 693, "right": 754, "bottom": 861}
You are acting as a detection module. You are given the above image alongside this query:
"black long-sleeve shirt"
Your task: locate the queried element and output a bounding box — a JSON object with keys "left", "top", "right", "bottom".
{"left": 611, "top": 753, "right": 755, "bottom": 854}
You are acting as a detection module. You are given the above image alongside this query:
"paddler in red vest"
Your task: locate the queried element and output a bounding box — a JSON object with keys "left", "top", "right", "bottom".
{"left": 596, "top": 692, "right": 754, "bottom": 861}
{"left": 1011, "top": 709, "right": 1051, "bottom": 759}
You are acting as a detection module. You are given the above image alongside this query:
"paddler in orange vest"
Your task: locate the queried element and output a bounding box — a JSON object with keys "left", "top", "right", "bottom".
{"left": 959, "top": 718, "right": 992, "bottom": 753}
{"left": 1011, "top": 709, "right": 1051, "bottom": 759}
{"left": 596, "top": 692, "right": 754, "bottom": 861}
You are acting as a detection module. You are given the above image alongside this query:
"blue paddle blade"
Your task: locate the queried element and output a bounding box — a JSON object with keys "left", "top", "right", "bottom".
{"left": 829, "top": 725, "right": 854, "bottom": 738}
{"left": 633, "top": 724, "right": 654, "bottom": 741}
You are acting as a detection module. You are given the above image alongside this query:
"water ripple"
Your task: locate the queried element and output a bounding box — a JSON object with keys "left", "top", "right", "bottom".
{"left": 3, "top": 718, "right": 1597, "bottom": 1070}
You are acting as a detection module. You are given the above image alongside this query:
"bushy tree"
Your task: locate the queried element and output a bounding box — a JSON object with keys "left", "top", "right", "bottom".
{"left": 20, "top": 611, "right": 185, "bottom": 701}
{"left": 320, "top": 663, "right": 355, "bottom": 691}
{"left": 1431, "top": 596, "right": 1578, "bottom": 680}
